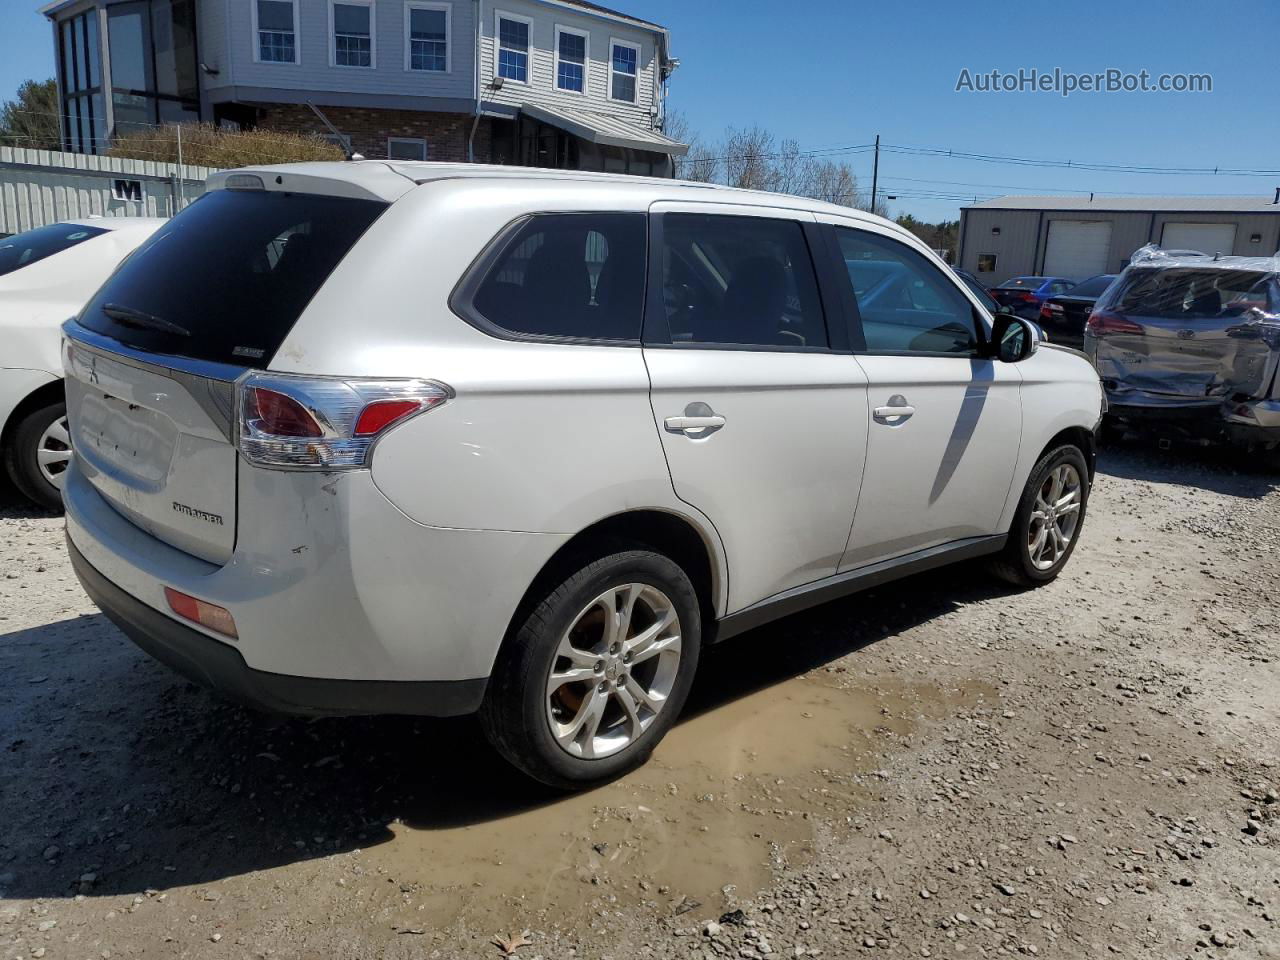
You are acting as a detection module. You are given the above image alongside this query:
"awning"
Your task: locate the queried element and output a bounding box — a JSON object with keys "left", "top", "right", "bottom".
{"left": 521, "top": 103, "right": 688, "bottom": 157}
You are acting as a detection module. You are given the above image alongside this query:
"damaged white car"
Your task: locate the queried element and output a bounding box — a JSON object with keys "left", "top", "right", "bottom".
{"left": 1085, "top": 245, "right": 1280, "bottom": 463}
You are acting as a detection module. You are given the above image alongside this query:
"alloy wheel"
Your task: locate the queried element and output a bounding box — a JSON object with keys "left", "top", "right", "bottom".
{"left": 545, "top": 583, "right": 682, "bottom": 759}
{"left": 1027, "top": 463, "right": 1082, "bottom": 571}
{"left": 36, "top": 416, "right": 71, "bottom": 490}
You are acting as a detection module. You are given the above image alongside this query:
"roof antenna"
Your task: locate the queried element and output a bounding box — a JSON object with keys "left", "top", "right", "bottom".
{"left": 306, "top": 101, "right": 362, "bottom": 160}
{"left": 1089, "top": 192, "right": 1094, "bottom": 202}
{"left": 1274, "top": 186, "right": 1279, "bottom": 204}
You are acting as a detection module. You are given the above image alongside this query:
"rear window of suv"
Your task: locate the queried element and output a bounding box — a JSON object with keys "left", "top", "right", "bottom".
{"left": 1111, "top": 267, "right": 1272, "bottom": 318}
{"left": 0, "top": 222, "right": 107, "bottom": 277}
{"left": 79, "top": 189, "right": 387, "bottom": 368}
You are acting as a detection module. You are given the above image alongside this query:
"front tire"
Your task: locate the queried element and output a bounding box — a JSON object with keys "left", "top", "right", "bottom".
{"left": 4, "top": 401, "right": 69, "bottom": 512}
{"left": 990, "top": 444, "right": 1090, "bottom": 588}
{"left": 480, "top": 548, "right": 701, "bottom": 790}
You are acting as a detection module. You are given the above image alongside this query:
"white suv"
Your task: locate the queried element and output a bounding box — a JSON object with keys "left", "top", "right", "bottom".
{"left": 62, "top": 163, "right": 1103, "bottom": 788}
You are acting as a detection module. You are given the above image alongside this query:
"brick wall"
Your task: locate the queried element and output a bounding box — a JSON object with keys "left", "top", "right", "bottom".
{"left": 248, "top": 103, "right": 495, "bottom": 163}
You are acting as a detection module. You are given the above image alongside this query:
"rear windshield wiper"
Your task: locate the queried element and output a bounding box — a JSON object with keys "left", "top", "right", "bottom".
{"left": 102, "top": 303, "right": 191, "bottom": 337}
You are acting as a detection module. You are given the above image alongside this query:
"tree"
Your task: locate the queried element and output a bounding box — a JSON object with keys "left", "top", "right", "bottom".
{"left": 670, "top": 116, "right": 875, "bottom": 213}
{"left": 0, "top": 79, "right": 60, "bottom": 151}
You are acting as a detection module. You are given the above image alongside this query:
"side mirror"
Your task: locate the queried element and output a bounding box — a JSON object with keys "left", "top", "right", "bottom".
{"left": 990, "top": 314, "right": 1040, "bottom": 362}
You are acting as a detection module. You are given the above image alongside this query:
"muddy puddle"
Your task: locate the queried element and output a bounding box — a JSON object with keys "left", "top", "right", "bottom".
{"left": 354, "top": 669, "right": 991, "bottom": 937}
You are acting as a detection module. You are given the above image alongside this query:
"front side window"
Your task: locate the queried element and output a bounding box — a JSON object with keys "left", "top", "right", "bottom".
{"left": 468, "top": 214, "right": 646, "bottom": 340}
{"left": 836, "top": 227, "right": 979, "bottom": 355}
{"left": 387, "top": 137, "right": 427, "bottom": 160}
{"left": 333, "top": 1, "right": 373, "bottom": 67}
{"left": 610, "top": 40, "right": 638, "bottom": 102}
{"left": 659, "top": 214, "right": 828, "bottom": 349}
{"left": 257, "top": 0, "right": 296, "bottom": 62}
{"left": 555, "top": 27, "right": 587, "bottom": 92}
{"left": 497, "top": 14, "right": 530, "bottom": 83}
{"left": 407, "top": 4, "right": 447, "bottom": 71}
{"left": 0, "top": 223, "right": 107, "bottom": 278}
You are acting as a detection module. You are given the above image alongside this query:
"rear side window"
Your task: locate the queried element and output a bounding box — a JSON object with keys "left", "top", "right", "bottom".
{"left": 658, "top": 214, "right": 828, "bottom": 349}
{"left": 79, "top": 189, "right": 386, "bottom": 368}
{"left": 467, "top": 213, "right": 646, "bottom": 341}
{"left": 835, "top": 227, "right": 978, "bottom": 355}
{"left": 0, "top": 223, "right": 107, "bottom": 277}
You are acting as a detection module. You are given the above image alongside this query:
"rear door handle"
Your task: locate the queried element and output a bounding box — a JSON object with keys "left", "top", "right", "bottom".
{"left": 873, "top": 395, "right": 915, "bottom": 424}
{"left": 664, "top": 415, "right": 726, "bottom": 434}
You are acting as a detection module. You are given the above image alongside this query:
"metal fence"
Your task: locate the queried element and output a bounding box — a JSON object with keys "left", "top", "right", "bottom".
{"left": 0, "top": 146, "right": 219, "bottom": 235}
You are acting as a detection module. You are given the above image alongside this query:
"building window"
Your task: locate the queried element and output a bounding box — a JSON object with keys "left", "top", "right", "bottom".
{"left": 977, "top": 253, "right": 998, "bottom": 273}
{"left": 57, "top": 10, "right": 104, "bottom": 153}
{"left": 255, "top": 0, "right": 297, "bottom": 63}
{"left": 406, "top": 3, "right": 448, "bottom": 72}
{"left": 609, "top": 39, "right": 639, "bottom": 103}
{"left": 554, "top": 26, "right": 587, "bottom": 93}
{"left": 332, "top": 1, "right": 374, "bottom": 68}
{"left": 387, "top": 137, "right": 427, "bottom": 160}
{"left": 105, "top": 1, "right": 201, "bottom": 140}
{"left": 496, "top": 12, "right": 530, "bottom": 84}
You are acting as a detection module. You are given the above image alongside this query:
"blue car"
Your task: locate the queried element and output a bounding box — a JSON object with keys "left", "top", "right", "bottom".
{"left": 989, "top": 276, "right": 1075, "bottom": 319}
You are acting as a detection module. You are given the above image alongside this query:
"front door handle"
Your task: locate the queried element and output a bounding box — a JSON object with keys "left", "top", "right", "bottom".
{"left": 873, "top": 395, "right": 915, "bottom": 424}
{"left": 664, "top": 401, "right": 725, "bottom": 437}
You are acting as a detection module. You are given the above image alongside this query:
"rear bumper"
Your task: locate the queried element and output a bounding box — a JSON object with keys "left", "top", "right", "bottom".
{"left": 69, "top": 537, "right": 487, "bottom": 717}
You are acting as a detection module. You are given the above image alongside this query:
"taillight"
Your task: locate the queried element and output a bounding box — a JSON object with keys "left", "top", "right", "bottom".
{"left": 237, "top": 373, "right": 452, "bottom": 469}
{"left": 164, "top": 587, "right": 238, "bottom": 639}
{"left": 1020, "top": 292, "right": 1037, "bottom": 302}
{"left": 246, "top": 387, "right": 323, "bottom": 438}
{"left": 1086, "top": 309, "right": 1144, "bottom": 337}
{"left": 1039, "top": 303, "right": 1052, "bottom": 320}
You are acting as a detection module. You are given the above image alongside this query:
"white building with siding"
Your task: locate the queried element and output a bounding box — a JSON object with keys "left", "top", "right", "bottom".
{"left": 957, "top": 195, "right": 1280, "bottom": 285}
{"left": 39, "top": 0, "right": 686, "bottom": 175}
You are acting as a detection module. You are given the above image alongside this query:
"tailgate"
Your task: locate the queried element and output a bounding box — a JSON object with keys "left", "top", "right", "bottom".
{"left": 65, "top": 331, "right": 239, "bottom": 564}
{"left": 1095, "top": 314, "right": 1275, "bottom": 400}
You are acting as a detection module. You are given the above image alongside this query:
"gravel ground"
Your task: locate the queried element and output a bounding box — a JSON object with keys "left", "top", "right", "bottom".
{"left": 1, "top": 443, "right": 1278, "bottom": 960}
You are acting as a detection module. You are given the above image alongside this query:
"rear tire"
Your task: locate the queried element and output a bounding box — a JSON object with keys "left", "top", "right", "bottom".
{"left": 479, "top": 548, "right": 701, "bottom": 790}
{"left": 990, "top": 444, "right": 1090, "bottom": 588}
{"left": 4, "top": 401, "right": 69, "bottom": 512}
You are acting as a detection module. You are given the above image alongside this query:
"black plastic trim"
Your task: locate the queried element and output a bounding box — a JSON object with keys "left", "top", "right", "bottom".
{"left": 68, "top": 538, "right": 488, "bottom": 718}
{"left": 713, "top": 535, "right": 1007, "bottom": 642}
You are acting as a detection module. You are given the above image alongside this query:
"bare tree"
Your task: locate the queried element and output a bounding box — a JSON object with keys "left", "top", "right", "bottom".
{"left": 666, "top": 108, "right": 719, "bottom": 183}
{"left": 721, "top": 125, "right": 775, "bottom": 191}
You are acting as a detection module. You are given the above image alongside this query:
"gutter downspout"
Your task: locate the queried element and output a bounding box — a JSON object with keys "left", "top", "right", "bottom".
{"left": 467, "top": 0, "right": 481, "bottom": 163}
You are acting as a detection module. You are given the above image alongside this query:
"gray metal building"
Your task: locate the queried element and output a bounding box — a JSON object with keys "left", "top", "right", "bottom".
{"left": 956, "top": 195, "right": 1280, "bottom": 285}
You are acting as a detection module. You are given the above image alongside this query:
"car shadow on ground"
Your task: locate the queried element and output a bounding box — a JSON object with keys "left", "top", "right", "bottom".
{"left": 0, "top": 560, "right": 1010, "bottom": 902}
{"left": 1096, "top": 440, "right": 1279, "bottom": 498}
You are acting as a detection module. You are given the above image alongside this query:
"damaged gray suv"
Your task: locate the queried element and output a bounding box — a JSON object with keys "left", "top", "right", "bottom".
{"left": 1085, "top": 245, "right": 1280, "bottom": 462}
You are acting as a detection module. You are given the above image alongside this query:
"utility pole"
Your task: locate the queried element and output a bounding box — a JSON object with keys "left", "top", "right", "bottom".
{"left": 175, "top": 123, "right": 184, "bottom": 211}
{"left": 870, "top": 134, "right": 880, "bottom": 213}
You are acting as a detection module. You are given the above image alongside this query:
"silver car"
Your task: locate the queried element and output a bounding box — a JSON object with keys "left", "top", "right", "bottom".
{"left": 1084, "top": 246, "right": 1280, "bottom": 460}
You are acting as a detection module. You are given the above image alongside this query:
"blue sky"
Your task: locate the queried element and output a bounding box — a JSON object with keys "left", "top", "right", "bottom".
{"left": 3, "top": 0, "right": 1277, "bottom": 222}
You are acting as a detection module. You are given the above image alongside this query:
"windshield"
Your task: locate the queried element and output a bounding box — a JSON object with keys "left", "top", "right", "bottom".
{"left": 79, "top": 190, "right": 387, "bottom": 368}
{"left": 1111, "top": 267, "right": 1272, "bottom": 319}
{"left": 1066, "top": 275, "right": 1116, "bottom": 298}
{"left": 0, "top": 223, "right": 107, "bottom": 277}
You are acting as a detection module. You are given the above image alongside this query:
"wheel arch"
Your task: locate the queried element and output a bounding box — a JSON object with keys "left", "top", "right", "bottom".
{"left": 1, "top": 377, "right": 64, "bottom": 457}
{"left": 1038, "top": 425, "right": 1097, "bottom": 480}
{"left": 502, "top": 507, "right": 726, "bottom": 655}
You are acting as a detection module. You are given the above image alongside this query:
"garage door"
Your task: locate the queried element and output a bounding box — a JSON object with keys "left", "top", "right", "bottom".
{"left": 1043, "top": 220, "right": 1113, "bottom": 280}
{"left": 1161, "top": 222, "right": 1237, "bottom": 256}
